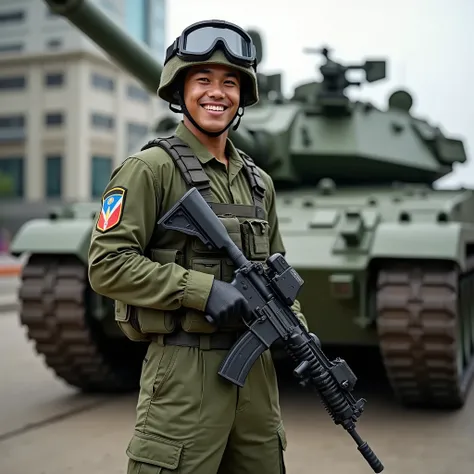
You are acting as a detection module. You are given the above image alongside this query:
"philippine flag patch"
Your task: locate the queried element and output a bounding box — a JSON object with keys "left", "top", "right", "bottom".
{"left": 96, "top": 186, "right": 127, "bottom": 232}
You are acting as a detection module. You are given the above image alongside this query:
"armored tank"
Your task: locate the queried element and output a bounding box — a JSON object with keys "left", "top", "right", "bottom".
{"left": 10, "top": 0, "right": 474, "bottom": 407}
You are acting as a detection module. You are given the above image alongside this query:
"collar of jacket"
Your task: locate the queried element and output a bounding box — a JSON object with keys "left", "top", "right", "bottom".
{"left": 174, "top": 121, "right": 243, "bottom": 170}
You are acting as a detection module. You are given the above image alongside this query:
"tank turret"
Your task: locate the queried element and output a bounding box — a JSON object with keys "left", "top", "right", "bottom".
{"left": 11, "top": 0, "right": 473, "bottom": 410}
{"left": 242, "top": 43, "right": 467, "bottom": 187}
{"left": 305, "top": 45, "right": 386, "bottom": 115}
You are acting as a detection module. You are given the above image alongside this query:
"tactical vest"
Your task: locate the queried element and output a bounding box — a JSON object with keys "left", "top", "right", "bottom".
{"left": 115, "top": 135, "right": 271, "bottom": 342}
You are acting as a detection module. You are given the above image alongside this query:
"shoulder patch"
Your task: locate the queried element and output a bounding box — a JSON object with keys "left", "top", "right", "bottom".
{"left": 96, "top": 186, "right": 127, "bottom": 233}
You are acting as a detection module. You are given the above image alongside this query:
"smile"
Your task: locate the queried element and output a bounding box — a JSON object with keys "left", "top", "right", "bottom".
{"left": 201, "top": 104, "right": 227, "bottom": 112}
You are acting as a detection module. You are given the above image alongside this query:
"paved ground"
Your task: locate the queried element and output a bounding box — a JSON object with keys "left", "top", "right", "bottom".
{"left": 0, "top": 309, "right": 473, "bottom": 474}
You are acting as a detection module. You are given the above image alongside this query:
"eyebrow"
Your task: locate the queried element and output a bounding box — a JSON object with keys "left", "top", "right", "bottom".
{"left": 195, "top": 68, "right": 239, "bottom": 79}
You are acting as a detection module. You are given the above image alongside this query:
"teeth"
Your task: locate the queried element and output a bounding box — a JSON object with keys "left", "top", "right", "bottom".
{"left": 203, "top": 105, "right": 225, "bottom": 111}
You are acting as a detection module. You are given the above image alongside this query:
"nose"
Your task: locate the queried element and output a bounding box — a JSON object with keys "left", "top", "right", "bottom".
{"left": 207, "top": 81, "right": 225, "bottom": 99}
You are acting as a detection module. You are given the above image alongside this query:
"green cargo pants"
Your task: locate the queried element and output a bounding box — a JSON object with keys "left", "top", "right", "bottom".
{"left": 125, "top": 333, "right": 287, "bottom": 473}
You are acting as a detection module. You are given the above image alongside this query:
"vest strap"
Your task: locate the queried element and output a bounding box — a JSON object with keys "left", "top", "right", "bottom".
{"left": 141, "top": 135, "right": 266, "bottom": 219}
{"left": 141, "top": 136, "right": 212, "bottom": 202}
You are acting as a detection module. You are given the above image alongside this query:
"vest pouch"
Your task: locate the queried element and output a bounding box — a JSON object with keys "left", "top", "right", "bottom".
{"left": 241, "top": 218, "right": 271, "bottom": 261}
{"left": 114, "top": 300, "right": 150, "bottom": 342}
{"left": 116, "top": 302, "right": 176, "bottom": 339}
{"left": 183, "top": 216, "right": 247, "bottom": 333}
{"left": 192, "top": 215, "right": 243, "bottom": 254}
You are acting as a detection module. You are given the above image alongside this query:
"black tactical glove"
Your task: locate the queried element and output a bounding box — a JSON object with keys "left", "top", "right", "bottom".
{"left": 204, "top": 279, "right": 252, "bottom": 326}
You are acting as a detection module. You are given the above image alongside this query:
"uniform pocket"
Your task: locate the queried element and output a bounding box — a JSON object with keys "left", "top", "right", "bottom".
{"left": 277, "top": 423, "right": 287, "bottom": 474}
{"left": 126, "top": 431, "right": 183, "bottom": 473}
{"left": 241, "top": 218, "right": 270, "bottom": 260}
{"left": 150, "top": 344, "right": 179, "bottom": 401}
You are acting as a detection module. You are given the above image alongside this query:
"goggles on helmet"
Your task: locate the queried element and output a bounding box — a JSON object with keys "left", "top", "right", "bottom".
{"left": 165, "top": 20, "right": 257, "bottom": 70}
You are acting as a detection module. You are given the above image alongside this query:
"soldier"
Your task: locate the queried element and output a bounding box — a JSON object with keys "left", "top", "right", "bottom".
{"left": 88, "top": 19, "right": 308, "bottom": 474}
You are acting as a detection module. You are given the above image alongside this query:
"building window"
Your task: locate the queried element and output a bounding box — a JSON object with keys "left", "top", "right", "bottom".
{"left": 45, "top": 112, "right": 64, "bottom": 126}
{"left": 91, "top": 156, "right": 112, "bottom": 198}
{"left": 46, "top": 39, "right": 62, "bottom": 49}
{"left": 91, "top": 113, "right": 115, "bottom": 130}
{"left": 91, "top": 72, "right": 115, "bottom": 92}
{"left": 127, "top": 84, "right": 149, "bottom": 102}
{"left": 0, "top": 158, "right": 24, "bottom": 198}
{"left": 0, "top": 115, "right": 25, "bottom": 143}
{"left": 0, "top": 43, "right": 23, "bottom": 53}
{"left": 45, "top": 73, "right": 64, "bottom": 87}
{"left": 0, "top": 76, "right": 26, "bottom": 90}
{"left": 45, "top": 155, "right": 62, "bottom": 197}
{"left": 0, "top": 11, "right": 25, "bottom": 25}
{"left": 0, "top": 115, "right": 25, "bottom": 127}
{"left": 127, "top": 122, "right": 148, "bottom": 153}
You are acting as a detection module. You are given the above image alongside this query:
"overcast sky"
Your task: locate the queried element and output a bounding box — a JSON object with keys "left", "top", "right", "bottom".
{"left": 164, "top": 0, "right": 473, "bottom": 188}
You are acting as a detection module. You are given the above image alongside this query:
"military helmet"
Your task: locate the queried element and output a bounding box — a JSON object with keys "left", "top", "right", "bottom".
{"left": 158, "top": 20, "right": 259, "bottom": 108}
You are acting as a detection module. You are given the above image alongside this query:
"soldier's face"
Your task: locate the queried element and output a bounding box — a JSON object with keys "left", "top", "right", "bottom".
{"left": 183, "top": 64, "right": 241, "bottom": 133}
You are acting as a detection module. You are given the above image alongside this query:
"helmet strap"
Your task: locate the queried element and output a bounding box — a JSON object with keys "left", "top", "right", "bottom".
{"left": 169, "top": 91, "right": 243, "bottom": 137}
{"left": 232, "top": 106, "right": 244, "bottom": 131}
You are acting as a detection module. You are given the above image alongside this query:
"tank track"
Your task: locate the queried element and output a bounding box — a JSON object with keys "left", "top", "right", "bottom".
{"left": 17, "top": 255, "right": 145, "bottom": 393}
{"left": 376, "top": 260, "right": 474, "bottom": 408}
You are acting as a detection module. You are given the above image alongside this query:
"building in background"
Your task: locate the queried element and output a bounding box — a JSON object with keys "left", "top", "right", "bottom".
{"left": 0, "top": 0, "right": 167, "bottom": 203}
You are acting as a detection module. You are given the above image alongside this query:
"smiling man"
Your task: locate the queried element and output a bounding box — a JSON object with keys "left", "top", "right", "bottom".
{"left": 88, "top": 19, "right": 307, "bottom": 474}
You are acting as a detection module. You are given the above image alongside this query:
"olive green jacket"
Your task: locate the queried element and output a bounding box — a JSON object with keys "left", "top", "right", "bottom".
{"left": 88, "top": 122, "right": 307, "bottom": 329}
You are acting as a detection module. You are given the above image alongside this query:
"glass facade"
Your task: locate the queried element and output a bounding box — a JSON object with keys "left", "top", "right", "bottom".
{"left": 125, "top": 0, "right": 146, "bottom": 43}
{"left": 148, "top": 0, "right": 166, "bottom": 62}
{"left": 91, "top": 156, "right": 112, "bottom": 198}
{"left": 45, "top": 155, "right": 62, "bottom": 198}
{"left": 124, "top": 0, "right": 166, "bottom": 62}
{"left": 0, "top": 158, "right": 23, "bottom": 198}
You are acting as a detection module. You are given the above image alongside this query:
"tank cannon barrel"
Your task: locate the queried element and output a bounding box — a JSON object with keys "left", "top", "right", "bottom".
{"left": 45, "top": 0, "right": 162, "bottom": 94}
{"left": 44, "top": 0, "right": 262, "bottom": 158}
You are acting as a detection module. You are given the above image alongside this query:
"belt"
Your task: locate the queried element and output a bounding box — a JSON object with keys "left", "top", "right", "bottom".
{"left": 153, "top": 330, "right": 242, "bottom": 350}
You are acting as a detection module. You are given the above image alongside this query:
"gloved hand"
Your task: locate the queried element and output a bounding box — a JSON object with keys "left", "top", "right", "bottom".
{"left": 204, "top": 279, "right": 252, "bottom": 326}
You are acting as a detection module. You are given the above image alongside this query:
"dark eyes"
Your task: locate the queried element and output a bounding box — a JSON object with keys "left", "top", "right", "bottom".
{"left": 196, "top": 77, "right": 237, "bottom": 86}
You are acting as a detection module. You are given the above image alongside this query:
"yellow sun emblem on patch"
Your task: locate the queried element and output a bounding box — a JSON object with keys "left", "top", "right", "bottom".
{"left": 107, "top": 197, "right": 114, "bottom": 205}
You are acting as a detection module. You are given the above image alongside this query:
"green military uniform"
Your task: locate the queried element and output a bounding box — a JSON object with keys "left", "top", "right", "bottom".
{"left": 88, "top": 29, "right": 308, "bottom": 473}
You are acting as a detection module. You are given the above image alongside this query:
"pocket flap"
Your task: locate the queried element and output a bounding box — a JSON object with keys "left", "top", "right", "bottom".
{"left": 241, "top": 218, "right": 270, "bottom": 259}
{"left": 277, "top": 423, "right": 287, "bottom": 451}
{"left": 114, "top": 300, "right": 128, "bottom": 322}
{"left": 126, "top": 432, "right": 183, "bottom": 470}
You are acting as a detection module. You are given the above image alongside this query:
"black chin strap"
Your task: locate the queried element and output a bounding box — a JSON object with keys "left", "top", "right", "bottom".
{"left": 169, "top": 92, "right": 244, "bottom": 137}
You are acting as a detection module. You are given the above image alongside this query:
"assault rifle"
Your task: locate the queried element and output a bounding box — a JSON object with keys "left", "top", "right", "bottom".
{"left": 157, "top": 187, "right": 384, "bottom": 473}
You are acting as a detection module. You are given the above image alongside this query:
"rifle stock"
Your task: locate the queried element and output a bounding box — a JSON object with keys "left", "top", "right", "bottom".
{"left": 157, "top": 187, "right": 384, "bottom": 473}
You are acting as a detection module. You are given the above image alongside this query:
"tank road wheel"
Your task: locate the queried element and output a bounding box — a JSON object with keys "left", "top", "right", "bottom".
{"left": 376, "top": 260, "right": 474, "bottom": 409}
{"left": 17, "top": 254, "right": 147, "bottom": 393}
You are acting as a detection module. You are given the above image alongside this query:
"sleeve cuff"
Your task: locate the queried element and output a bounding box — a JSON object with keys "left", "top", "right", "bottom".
{"left": 291, "top": 299, "right": 309, "bottom": 330}
{"left": 297, "top": 313, "right": 309, "bottom": 331}
{"left": 182, "top": 269, "right": 214, "bottom": 312}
